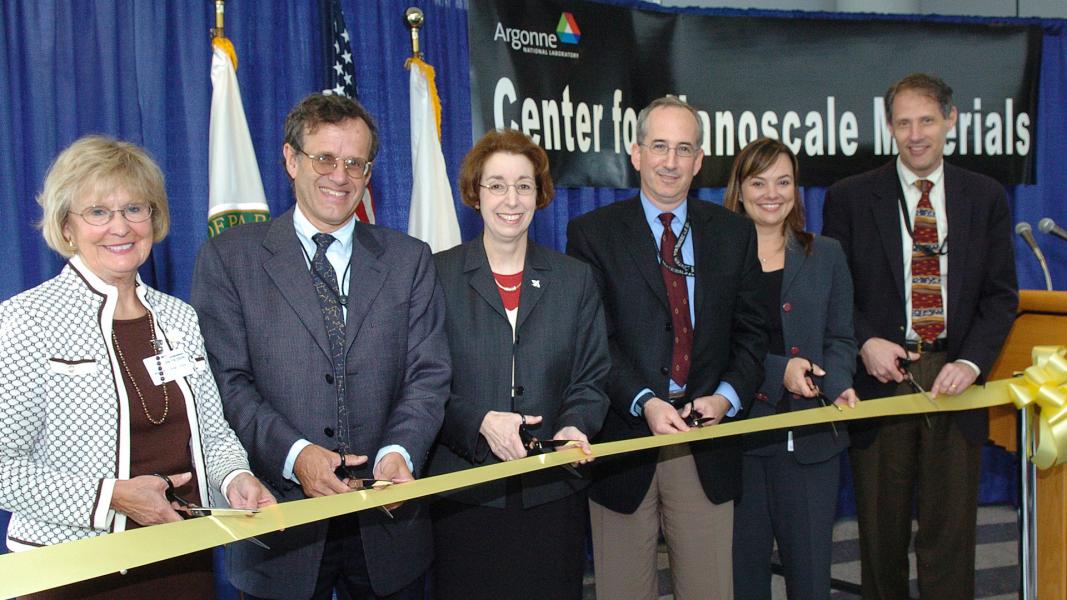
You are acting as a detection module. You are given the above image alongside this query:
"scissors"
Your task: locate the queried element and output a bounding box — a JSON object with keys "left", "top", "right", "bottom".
{"left": 156, "top": 473, "right": 270, "bottom": 550}
{"left": 518, "top": 416, "right": 583, "bottom": 478}
{"left": 334, "top": 454, "right": 396, "bottom": 519}
{"left": 804, "top": 365, "right": 841, "bottom": 439}
{"left": 897, "top": 357, "right": 937, "bottom": 428}
{"left": 683, "top": 406, "right": 716, "bottom": 428}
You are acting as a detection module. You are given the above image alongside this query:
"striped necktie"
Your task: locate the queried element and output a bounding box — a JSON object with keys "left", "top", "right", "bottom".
{"left": 910, "top": 179, "right": 945, "bottom": 343}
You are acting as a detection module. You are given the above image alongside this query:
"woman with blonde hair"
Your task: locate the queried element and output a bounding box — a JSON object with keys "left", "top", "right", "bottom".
{"left": 0, "top": 135, "right": 274, "bottom": 599}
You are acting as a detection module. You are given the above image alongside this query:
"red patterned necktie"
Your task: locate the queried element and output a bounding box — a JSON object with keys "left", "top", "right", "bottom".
{"left": 658, "top": 213, "right": 692, "bottom": 386}
{"left": 910, "top": 179, "right": 945, "bottom": 343}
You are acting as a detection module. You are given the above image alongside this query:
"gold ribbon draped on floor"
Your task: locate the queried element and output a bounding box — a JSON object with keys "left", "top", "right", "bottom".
{"left": 2, "top": 349, "right": 1064, "bottom": 597}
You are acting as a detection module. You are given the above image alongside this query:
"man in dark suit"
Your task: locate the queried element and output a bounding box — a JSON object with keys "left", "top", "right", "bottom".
{"left": 191, "top": 93, "right": 450, "bottom": 600}
{"left": 567, "top": 96, "right": 766, "bottom": 600}
{"left": 822, "top": 73, "right": 1018, "bottom": 600}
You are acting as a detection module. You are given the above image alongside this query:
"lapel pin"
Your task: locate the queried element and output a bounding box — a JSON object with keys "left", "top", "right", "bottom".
{"left": 531, "top": 280, "right": 541, "bottom": 288}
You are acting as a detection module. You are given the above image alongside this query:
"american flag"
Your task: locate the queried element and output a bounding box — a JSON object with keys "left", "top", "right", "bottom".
{"left": 320, "top": 0, "right": 375, "bottom": 223}
{"left": 321, "top": 0, "right": 356, "bottom": 97}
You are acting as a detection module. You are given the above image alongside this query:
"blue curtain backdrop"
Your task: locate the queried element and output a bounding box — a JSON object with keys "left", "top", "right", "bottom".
{"left": 1, "top": 0, "right": 1063, "bottom": 590}
{"left": 2, "top": 1, "right": 1065, "bottom": 303}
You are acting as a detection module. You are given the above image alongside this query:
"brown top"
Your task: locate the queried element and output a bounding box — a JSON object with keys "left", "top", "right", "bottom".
{"left": 112, "top": 314, "right": 201, "bottom": 516}
{"left": 21, "top": 316, "right": 212, "bottom": 600}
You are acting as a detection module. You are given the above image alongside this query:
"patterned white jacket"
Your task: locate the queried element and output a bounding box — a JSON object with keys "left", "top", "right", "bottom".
{"left": 0, "top": 256, "right": 250, "bottom": 550}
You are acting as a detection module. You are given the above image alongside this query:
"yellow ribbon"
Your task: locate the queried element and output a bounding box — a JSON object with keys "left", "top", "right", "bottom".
{"left": 1008, "top": 345, "right": 1067, "bottom": 469}
{"left": 0, "top": 375, "right": 1032, "bottom": 597}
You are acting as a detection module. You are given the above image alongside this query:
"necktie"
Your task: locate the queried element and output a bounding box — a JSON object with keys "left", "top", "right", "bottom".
{"left": 311, "top": 233, "right": 350, "bottom": 453}
{"left": 910, "top": 179, "right": 945, "bottom": 343}
{"left": 658, "top": 213, "right": 692, "bottom": 386}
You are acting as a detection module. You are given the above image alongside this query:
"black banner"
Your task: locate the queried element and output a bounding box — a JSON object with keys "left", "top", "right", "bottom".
{"left": 468, "top": 0, "right": 1041, "bottom": 187}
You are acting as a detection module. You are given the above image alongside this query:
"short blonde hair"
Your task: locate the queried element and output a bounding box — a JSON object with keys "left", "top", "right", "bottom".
{"left": 37, "top": 135, "right": 170, "bottom": 257}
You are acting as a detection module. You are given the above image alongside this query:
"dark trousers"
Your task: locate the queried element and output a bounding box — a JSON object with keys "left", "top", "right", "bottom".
{"left": 733, "top": 448, "right": 841, "bottom": 600}
{"left": 849, "top": 351, "right": 982, "bottom": 600}
{"left": 431, "top": 486, "right": 587, "bottom": 600}
{"left": 243, "top": 514, "right": 424, "bottom": 600}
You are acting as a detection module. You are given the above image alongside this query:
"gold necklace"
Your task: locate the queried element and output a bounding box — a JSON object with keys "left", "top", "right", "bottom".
{"left": 494, "top": 279, "right": 522, "bottom": 292}
{"left": 112, "top": 312, "right": 168, "bottom": 426}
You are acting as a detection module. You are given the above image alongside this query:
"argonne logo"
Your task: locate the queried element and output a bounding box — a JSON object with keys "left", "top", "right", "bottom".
{"left": 556, "top": 12, "right": 581, "bottom": 45}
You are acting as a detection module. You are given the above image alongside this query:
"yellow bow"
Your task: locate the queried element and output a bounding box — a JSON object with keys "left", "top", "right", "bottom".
{"left": 1008, "top": 345, "right": 1067, "bottom": 469}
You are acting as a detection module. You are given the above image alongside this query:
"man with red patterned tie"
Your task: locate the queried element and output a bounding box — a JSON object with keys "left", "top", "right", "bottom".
{"left": 823, "top": 73, "right": 1018, "bottom": 600}
{"left": 567, "top": 96, "right": 767, "bottom": 600}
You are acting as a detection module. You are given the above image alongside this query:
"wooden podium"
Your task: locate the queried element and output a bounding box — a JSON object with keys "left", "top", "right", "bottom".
{"left": 987, "top": 290, "right": 1067, "bottom": 599}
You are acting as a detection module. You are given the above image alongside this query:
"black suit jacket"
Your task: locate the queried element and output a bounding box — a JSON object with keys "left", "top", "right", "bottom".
{"left": 567, "top": 196, "right": 767, "bottom": 513}
{"left": 427, "top": 238, "right": 610, "bottom": 508}
{"left": 822, "top": 161, "right": 1018, "bottom": 447}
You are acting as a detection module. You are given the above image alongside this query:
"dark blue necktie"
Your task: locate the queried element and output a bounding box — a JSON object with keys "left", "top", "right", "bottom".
{"left": 311, "top": 233, "right": 350, "bottom": 454}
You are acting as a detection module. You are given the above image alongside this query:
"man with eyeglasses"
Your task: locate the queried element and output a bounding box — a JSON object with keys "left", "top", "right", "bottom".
{"left": 822, "top": 73, "right": 1018, "bottom": 600}
{"left": 567, "top": 96, "right": 767, "bottom": 600}
{"left": 190, "top": 92, "right": 450, "bottom": 600}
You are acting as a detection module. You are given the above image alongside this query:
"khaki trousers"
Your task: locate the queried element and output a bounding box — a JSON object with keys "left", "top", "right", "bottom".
{"left": 590, "top": 444, "right": 733, "bottom": 600}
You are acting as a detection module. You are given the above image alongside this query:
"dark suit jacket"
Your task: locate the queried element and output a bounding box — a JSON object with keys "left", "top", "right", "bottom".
{"left": 742, "top": 235, "right": 856, "bottom": 464}
{"left": 427, "top": 238, "right": 610, "bottom": 508}
{"left": 822, "top": 161, "right": 1018, "bottom": 448}
{"left": 190, "top": 208, "right": 451, "bottom": 598}
{"left": 566, "top": 196, "right": 767, "bottom": 513}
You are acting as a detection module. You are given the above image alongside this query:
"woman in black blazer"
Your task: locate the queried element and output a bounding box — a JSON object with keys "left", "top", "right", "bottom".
{"left": 724, "top": 138, "right": 859, "bottom": 600}
{"left": 427, "top": 129, "right": 610, "bottom": 600}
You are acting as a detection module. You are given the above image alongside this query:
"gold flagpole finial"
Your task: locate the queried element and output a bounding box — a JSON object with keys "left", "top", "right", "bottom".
{"left": 405, "top": 7, "right": 424, "bottom": 59}
{"left": 212, "top": 0, "right": 226, "bottom": 40}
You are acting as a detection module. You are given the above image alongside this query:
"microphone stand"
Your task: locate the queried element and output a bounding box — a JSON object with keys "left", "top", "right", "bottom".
{"left": 1038, "top": 260, "right": 1053, "bottom": 291}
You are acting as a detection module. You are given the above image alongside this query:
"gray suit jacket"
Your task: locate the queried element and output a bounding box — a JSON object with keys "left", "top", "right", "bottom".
{"left": 190, "top": 208, "right": 451, "bottom": 598}
{"left": 742, "top": 235, "right": 856, "bottom": 464}
{"left": 427, "top": 238, "right": 610, "bottom": 508}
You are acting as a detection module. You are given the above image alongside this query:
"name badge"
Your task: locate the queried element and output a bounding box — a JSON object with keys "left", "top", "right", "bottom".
{"left": 143, "top": 350, "right": 196, "bottom": 386}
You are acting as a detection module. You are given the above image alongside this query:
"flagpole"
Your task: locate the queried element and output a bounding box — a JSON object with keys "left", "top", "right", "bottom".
{"left": 212, "top": 0, "right": 225, "bottom": 39}
{"left": 405, "top": 7, "right": 424, "bottom": 58}
{"left": 404, "top": 5, "right": 462, "bottom": 253}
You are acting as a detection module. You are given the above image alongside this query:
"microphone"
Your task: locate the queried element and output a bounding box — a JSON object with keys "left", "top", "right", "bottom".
{"left": 1038, "top": 217, "right": 1067, "bottom": 243}
{"left": 1016, "top": 222, "right": 1053, "bottom": 291}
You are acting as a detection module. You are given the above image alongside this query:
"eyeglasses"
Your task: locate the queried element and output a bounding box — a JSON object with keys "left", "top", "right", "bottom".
{"left": 297, "top": 149, "right": 372, "bottom": 180}
{"left": 70, "top": 203, "right": 153, "bottom": 226}
{"left": 479, "top": 182, "right": 536, "bottom": 197}
{"left": 640, "top": 141, "right": 698, "bottom": 158}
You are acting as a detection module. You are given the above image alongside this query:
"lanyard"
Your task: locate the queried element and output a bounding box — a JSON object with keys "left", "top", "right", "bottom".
{"left": 654, "top": 216, "right": 696, "bottom": 277}
{"left": 299, "top": 241, "right": 353, "bottom": 306}
{"left": 897, "top": 178, "right": 918, "bottom": 240}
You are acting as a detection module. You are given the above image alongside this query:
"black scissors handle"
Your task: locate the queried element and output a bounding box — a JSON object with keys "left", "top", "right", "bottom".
{"left": 684, "top": 408, "right": 715, "bottom": 428}
{"left": 518, "top": 419, "right": 584, "bottom": 478}
{"left": 896, "top": 358, "right": 935, "bottom": 427}
{"left": 154, "top": 473, "right": 198, "bottom": 517}
{"left": 156, "top": 473, "right": 186, "bottom": 505}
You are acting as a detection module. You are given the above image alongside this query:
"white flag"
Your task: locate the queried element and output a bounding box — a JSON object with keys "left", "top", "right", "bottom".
{"left": 208, "top": 39, "right": 269, "bottom": 237}
{"left": 407, "top": 57, "right": 461, "bottom": 253}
